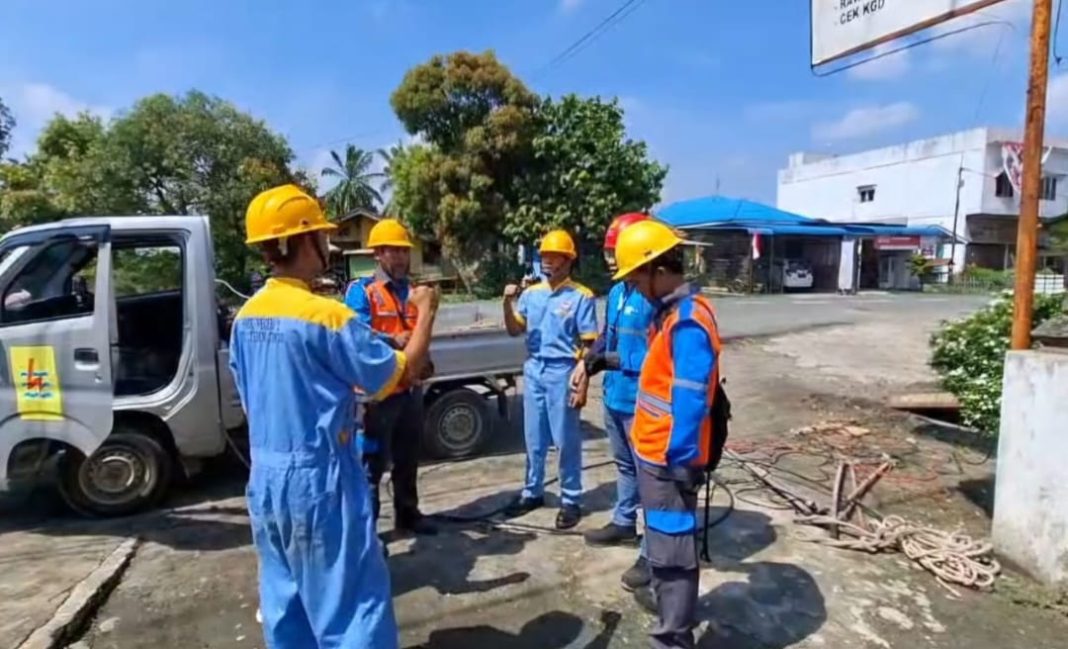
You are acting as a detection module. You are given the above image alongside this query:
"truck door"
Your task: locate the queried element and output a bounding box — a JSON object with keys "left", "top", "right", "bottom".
{"left": 0, "top": 225, "right": 114, "bottom": 462}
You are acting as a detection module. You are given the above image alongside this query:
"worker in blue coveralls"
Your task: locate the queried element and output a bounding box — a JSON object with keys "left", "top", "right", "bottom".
{"left": 229, "top": 184, "right": 439, "bottom": 649}
{"left": 570, "top": 213, "right": 657, "bottom": 591}
{"left": 503, "top": 229, "right": 599, "bottom": 530}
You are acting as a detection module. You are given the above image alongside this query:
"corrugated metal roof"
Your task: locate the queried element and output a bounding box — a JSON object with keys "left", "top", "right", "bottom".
{"left": 659, "top": 196, "right": 817, "bottom": 228}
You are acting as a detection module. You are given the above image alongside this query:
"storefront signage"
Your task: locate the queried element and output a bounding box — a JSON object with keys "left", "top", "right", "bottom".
{"left": 874, "top": 235, "right": 921, "bottom": 251}
{"left": 811, "top": 0, "right": 1006, "bottom": 65}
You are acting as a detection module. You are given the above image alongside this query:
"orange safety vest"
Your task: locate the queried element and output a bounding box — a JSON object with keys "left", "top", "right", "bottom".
{"left": 631, "top": 294, "right": 723, "bottom": 467}
{"left": 365, "top": 279, "right": 418, "bottom": 393}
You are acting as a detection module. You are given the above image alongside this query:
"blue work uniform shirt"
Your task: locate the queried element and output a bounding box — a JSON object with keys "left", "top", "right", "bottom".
{"left": 229, "top": 277, "right": 406, "bottom": 464}
{"left": 515, "top": 279, "right": 599, "bottom": 361}
{"left": 598, "top": 281, "right": 655, "bottom": 414}
{"left": 344, "top": 268, "right": 410, "bottom": 327}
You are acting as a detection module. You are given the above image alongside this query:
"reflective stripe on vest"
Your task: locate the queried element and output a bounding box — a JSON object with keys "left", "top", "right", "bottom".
{"left": 630, "top": 295, "right": 723, "bottom": 467}
{"left": 366, "top": 280, "right": 418, "bottom": 392}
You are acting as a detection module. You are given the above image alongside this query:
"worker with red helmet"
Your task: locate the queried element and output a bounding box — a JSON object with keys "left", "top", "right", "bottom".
{"left": 571, "top": 213, "right": 657, "bottom": 589}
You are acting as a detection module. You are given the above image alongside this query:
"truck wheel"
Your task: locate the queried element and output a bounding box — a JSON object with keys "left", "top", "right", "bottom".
{"left": 423, "top": 388, "right": 491, "bottom": 459}
{"left": 58, "top": 430, "right": 173, "bottom": 517}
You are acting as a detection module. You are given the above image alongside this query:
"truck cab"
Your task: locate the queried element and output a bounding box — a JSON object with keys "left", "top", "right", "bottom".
{"left": 0, "top": 216, "right": 241, "bottom": 516}
{"left": 0, "top": 215, "right": 527, "bottom": 517}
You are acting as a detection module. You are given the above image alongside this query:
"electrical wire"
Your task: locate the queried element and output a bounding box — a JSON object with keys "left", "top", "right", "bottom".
{"left": 533, "top": 0, "right": 648, "bottom": 78}
{"left": 810, "top": 20, "right": 1013, "bottom": 77}
{"left": 1055, "top": 0, "right": 1065, "bottom": 66}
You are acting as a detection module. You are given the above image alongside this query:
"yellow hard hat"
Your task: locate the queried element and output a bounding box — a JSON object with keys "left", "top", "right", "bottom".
{"left": 367, "top": 218, "right": 413, "bottom": 248}
{"left": 612, "top": 219, "right": 685, "bottom": 280}
{"left": 245, "top": 184, "right": 335, "bottom": 245}
{"left": 539, "top": 230, "right": 577, "bottom": 259}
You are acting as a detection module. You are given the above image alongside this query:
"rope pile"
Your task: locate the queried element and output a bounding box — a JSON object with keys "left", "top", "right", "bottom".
{"left": 795, "top": 513, "right": 1001, "bottom": 590}
{"left": 720, "top": 437, "right": 1002, "bottom": 592}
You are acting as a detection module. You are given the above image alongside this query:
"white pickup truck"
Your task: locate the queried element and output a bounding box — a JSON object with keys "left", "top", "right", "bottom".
{"left": 0, "top": 216, "right": 524, "bottom": 516}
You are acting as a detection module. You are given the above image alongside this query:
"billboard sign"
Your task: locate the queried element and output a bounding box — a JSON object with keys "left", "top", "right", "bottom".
{"left": 811, "top": 0, "right": 1007, "bottom": 65}
{"left": 874, "top": 235, "right": 921, "bottom": 251}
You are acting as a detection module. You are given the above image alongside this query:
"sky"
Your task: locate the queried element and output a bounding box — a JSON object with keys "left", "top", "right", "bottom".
{"left": 1, "top": 0, "right": 1065, "bottom": 206}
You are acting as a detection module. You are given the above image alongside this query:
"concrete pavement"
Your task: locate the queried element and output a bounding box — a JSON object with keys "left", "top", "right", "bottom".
{"left": 437, "top": 292, "right": 991, "bottom": 339}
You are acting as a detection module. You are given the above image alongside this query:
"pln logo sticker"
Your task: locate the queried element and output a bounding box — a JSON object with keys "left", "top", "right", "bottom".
{"left": 9, "top": 346, "right": 64, "bottom": 421}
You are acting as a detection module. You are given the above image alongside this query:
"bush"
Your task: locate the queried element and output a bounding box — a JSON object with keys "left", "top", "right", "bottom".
{"left": 930, "top": 292, "right": 1065, "bottom": 434}
{"left": 960, "top": 265, "right": 1014, "bottom": 291}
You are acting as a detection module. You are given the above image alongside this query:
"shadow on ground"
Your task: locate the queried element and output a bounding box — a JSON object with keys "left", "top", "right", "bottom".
{"left": 412, "top": 610, "right": 621, "bottom": 649}
{"left": 695, "top": 509, "right": 827, "bottom": 648}
{"left": 0, "top": 453, "right": 252, "bottom": 553}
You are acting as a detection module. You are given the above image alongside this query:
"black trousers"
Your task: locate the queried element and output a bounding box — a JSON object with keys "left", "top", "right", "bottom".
{"left": 362, "top": 388, "right": 424, "bottom": 525}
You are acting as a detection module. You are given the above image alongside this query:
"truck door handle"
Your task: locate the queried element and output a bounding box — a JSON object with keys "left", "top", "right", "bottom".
{"left": 74, "top": 348, "right": 99, "bottom": 363}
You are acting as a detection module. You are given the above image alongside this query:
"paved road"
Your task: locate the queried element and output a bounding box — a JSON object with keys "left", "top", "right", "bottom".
{"left": 437, "top": 292, "right": 990, "bottom": 339}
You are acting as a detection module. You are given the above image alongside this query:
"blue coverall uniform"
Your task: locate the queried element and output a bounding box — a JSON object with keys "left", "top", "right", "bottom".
{"left": 514, "top": 279, "right": 599, "bottom": 506}
{"left": 229, "top": 277, "right": 406, "bottom": 649}
{"left": 587, "top": 281, "right": 655, "bottom": 529}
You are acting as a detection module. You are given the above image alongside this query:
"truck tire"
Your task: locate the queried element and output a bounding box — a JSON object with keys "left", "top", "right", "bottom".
{"left": 423, "top": 388, "right": 491, "bottom": 459}
{"left": 58, "top": 430, "right": 173, "bottom": 518}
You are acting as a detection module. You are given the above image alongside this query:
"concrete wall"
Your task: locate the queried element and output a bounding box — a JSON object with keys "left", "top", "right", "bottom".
{"left": 778, "top": 128, "right": 1068, "bottom": 271}
{"left": 777, "top": 129, "right": 990, "bottom": 226}
{"left": 992, "top": 350, "right": 1068, "bottom": 586}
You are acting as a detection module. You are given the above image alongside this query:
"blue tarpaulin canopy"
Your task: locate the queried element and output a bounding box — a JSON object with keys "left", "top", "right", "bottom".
{"left": 659, "top": 196, "right": 818, "bottom": 229}
{"left": 659, "top": 196, "right": 956, "bottom": 240}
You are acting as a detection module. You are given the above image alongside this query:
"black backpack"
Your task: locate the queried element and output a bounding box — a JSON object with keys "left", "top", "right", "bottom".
{"left": 708, "top": 379, "right": 732, "bottom": 472}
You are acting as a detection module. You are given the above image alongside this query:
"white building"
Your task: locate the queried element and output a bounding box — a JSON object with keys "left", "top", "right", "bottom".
{"left": 777, "top": 127, "right": 1068, "bottom": 274}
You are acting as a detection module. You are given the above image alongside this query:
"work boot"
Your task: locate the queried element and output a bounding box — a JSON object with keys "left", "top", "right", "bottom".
{"left": 633, "top": 585, "right": 657, "bottom": 615}
{"left": 556, "top": 505, "right": 582, "bottom": 530}
{"left": 583, "top": 522, "right": 639, "bottom": 547}
{"left": 621, "top": 556, "right": 652, "bottom": 592}
{"left": 396, "top": 511, "right": 438, "bottom": 536}
{"left": 503, "top": 495, "right": 545, "bottom": 519}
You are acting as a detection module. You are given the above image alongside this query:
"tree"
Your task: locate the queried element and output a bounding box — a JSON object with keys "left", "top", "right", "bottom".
{"left": 389, "top": 50, "right": 539, "bottom": 290}
{"left": 0, "top": 91, "right": 308, "bottom": 288}
{"left": 508, "top": 94, "right": 667, "bottom": 251}
{"left": 376, "top": 142, "right": 405, "bottom": 197}
{"left": 321, "top": 144, "right": 384, "bottom": 217}
{"left": 0, "top": 97, "right": 14, "bottom": 159}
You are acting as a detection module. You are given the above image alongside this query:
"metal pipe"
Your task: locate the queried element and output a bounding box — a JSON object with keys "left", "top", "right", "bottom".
{"left": 1011, "top": 0, "right": 1053, "bottom": 350}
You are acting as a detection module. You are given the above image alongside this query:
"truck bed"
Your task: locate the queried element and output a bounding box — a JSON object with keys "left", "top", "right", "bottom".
{"left": 427, "top": 323, "right": 526, "bottom": 383}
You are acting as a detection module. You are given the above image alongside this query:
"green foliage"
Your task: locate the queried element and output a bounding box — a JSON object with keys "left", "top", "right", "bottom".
{"left": 389, "top": 50, "right": 539, "bottom": 289}
{"left": 509, "top": 95, "right": 666, "bottom": 249}
{"left": 959, "top": 265, "right": 1014, "bottom": 290}
{"left": 0, "top": 97, "right": 14, "bottom": 159}
{"left": 0, "top": 92, "right": 309, "bottom": 289}
{"left": 389, "top": 52, "right": 666, "bottom": 293}
{"left": 376, "top": 141, "right": 405, "bottom": 203}
{"left": 320, "top": 145, "right": 385, "bottom": 217}
{"left": 1049, "top": 217, "right": 1068, "bottom": 254}
{"left": 930, "top": 292, "right": 1065, "bottom": 434}
{"left": 908, "top": 253, "right": 933, "bottom": 277}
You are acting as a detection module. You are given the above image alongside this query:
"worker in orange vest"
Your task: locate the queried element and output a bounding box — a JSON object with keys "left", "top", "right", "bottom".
{"left": 345, "top": 218, "right": 437, "bottom": 538}
{"left": 611, "top": 219, "right": 723, "bottom": 649}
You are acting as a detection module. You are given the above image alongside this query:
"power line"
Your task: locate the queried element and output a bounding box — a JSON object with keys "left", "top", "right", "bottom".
{"left": 810, "top": 20, "right": 1012, "bottom": 77}
{"left": 1055, "top": 0, "right": 1065, "bottom": 66}
{"left": 534, "top": 0, "right": 648, "bottom": 78}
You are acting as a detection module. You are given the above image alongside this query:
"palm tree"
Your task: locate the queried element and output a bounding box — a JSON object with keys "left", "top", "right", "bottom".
{"left": 376, "top": 142, "right": 405, "bottom": 195}
{"left": 321, "top": 144, "right": 385, "bottom": 217}
{"left": 376, "top": 142, "right": 405, "bottom": 213}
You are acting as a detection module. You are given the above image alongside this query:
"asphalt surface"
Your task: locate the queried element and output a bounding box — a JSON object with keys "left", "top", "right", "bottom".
{"left": 437, "top": 291, "right": 991, "bottom": 340}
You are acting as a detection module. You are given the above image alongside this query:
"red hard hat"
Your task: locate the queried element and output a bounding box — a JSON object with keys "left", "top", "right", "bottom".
{"left": 604, "top": 212, "right": 651, "bottom": 250}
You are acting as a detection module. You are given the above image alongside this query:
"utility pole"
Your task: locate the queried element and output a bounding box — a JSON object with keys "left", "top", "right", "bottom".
{"left": 1011, "top": 0, "right": 1053, "bottom": 350}
{"left": 949, "top": 165, "right": 963, "bottom": 284}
